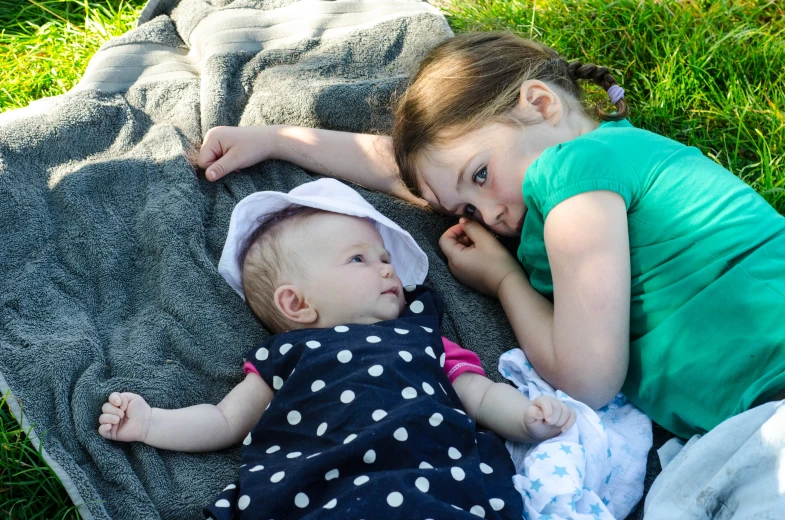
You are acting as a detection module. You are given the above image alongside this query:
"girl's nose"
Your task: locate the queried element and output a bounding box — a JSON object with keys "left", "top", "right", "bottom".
{"left": 380, "top": 263, "right": 394, "bottom": 278}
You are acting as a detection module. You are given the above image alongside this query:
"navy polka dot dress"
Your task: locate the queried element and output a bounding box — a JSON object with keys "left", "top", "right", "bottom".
{"left": 205, "top": 286, "right": 522, "bottom": 519}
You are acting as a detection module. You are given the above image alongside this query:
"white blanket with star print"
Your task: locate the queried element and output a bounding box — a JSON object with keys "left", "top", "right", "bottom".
{"left": 499, "top": 349, "right": 652, "bottom": 520}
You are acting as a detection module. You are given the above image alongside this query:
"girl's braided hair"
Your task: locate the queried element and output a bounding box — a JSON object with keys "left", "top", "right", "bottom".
{"left": 392, "top": 31, "right": 627, "bottom": 197}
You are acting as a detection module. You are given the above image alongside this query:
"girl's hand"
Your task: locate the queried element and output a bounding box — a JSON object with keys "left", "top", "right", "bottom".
{"left": 439, "top": 218, "right": 522, "bottom": 297}
{"left": 98, "top": 392, "right": 152, "bottom": 443}
{"left": 524, "top": 395, "right": 577, "bottom": 441}
{"left": 197, "top": 126, "right": 274, "bottom": 181}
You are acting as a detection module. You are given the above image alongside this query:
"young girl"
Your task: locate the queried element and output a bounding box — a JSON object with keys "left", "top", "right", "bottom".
{"left": 98, "top": 179, "right": 576, "bottom": 519}
{"left": 196, "top": 31, "right": 785, "bottom": 440}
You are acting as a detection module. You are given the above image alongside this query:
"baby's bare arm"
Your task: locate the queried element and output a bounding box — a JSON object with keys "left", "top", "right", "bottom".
{"left": 99, "top": 372, "right": 273, "bottom": 452}
{"left": 451, "top": 372, "right": 575, "bottom": 443}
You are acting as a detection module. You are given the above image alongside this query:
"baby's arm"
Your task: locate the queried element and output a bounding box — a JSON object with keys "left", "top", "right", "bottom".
{"left": 197, "top": 126, "right": 425, "bottom": 206}
{"left": 98, "top": 372, "right": 273, "bottom": 452}
{"left": 452, "top": 372, "right": 576, "bottom": 443}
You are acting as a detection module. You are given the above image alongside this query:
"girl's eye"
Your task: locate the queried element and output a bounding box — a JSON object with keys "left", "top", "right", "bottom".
{"left": 473, "top": 166, "right": 488, "bottom": 185}
{"left": 350, "top": 255, "right": 363, "bottom": 263}
{"left": 464, "top": 204, "right": 476, "bottom": 218}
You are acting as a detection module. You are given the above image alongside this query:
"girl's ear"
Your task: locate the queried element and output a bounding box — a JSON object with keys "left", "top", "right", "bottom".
{"left": 516, "top": 80, "right": 563, "bottom": 125}
{"left": 273, "top": 285, "right": 318, "bottom": 325}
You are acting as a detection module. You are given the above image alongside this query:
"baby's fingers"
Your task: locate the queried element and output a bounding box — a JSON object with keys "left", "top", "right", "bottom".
{"left": 98, "top": 423, "right": 115, "bottom": 439}
{"left": 533, "top": 396, "right": 554, "bottom": 422}
{"left": 560, "top": 408, "right": 577, "bottom": 432}
{"left": 102, "top": 401, "right": 124, "bottom": 418}
{"left": 99, "top": 413, "right": 121, "bottom": 426}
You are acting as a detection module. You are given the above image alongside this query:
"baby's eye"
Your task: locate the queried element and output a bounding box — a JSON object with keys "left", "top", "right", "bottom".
{"left": 350, "top": 255, "right": 364, "bottom": 263}
{"left": 464, "top": 204, "right": 476, "bottom": 218}
{"left": 473, "top": 166, "right": 488, "bottom": 185}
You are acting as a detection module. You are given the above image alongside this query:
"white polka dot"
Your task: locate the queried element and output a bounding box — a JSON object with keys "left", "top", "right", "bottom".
{"left": 266, "top": 445, "right": 280, "bottom": 454}
{"left": 337, "top": 350, "right": 352, "bottom": 363}
{"left": 255, "top": 348, "right": 269, "bottom": 361}
{"left": 410, "top": 301, "right": 424, "bottom": 313}
{"left": 480, "top": 463, "right": 493, "bottom": 474}
{"left": 334, "top": 325, "right": 349, "bottom": 332}
{"left": 340, "top": 390, "right": 355, "bottom": 403}
{"left": 243, "top": 433, "right": 252, "bottom": 445}
{"left": 394, "top": 427, "right": 408, "bottom": 441}
{"left": 368, "top": 365, "right": 383, "bottom": 377}
{"left": 215, "top": 499, "right": 230, "bottom": 508}
{"left": 429, "top": 413, "right": 443, "bottom": 427}
{"left": 422, "top": 382, "right": 434, "bottom": 395}
{"left": 372, "top": 409, "right": 387, "bottom": 421}
{"left": 271, "top": 471, "right": 285, "bottom": 483}
{"left": 489, "top": 498, "right": 505, "bottom": 511}
{"left": 398, "top": 351, "right": 413, "bottom": 362}
{"left": 448, "top": 447, "right": 462, "bottom": 460}
{"left": 366, "top": 335, "right": 381, "bottom": 343}
{"left": 279, "top": 343, "right": 292, "bottom": 355}
{"left": 394, "top": 328, "right": 409, "bottom": 334}
{"left": 287, "top": 410, "right": 301, "bottom": 425}
{"left": 425, "top": 346, "right": 436, "bottom": 359}
{"left": 470, "top": 505, "right": 485, "bottom": 517}
{"left": 451, "top": 467, "right": 466, "bottom": 481}
{"left": 419, "top": 461, "right": 433, "bottom": 469}
{"left": 439, "top": 353, "right": 445, "bottom": 367}
{"left": 306, "top": 340, "right": 321, "bottom": 349}
{"left": 295, "top": 492, "right": 309, "bottom": 508}
{"left": 324, "top": 498, "right": 337, "bottom": 509}
{"left": 415, "top": 477, "right": 430, "bottom": 493}
{"left": 311, "top": 380, "right": 325, "bottom": 392}
{"left": 306, "top": 452, "right": 321, "bottom": 459}
{"left": 273, "top": 376, "right": 283, "bottom": 390}
{"left": 325, "top": 469, "right": 339, "bottom": 481}
{"left": 404, "top": 285, "right": 416, "bottom": 292}
{"left": 354, "top": 475, "right": 370, "bottom": 485}
{"left": 316, "top": 422, "right": 327, "bottom": 436}
{"left": 421, "top": 326, "right": 433, "bottom": 333}
{"left": 287, "top": 452, "right": 302, "bottom": 459}
{"left": 344, "top": 433, "right": 357, "bottom": 444}
{"left": 387, "top": 491, "right": 404, "bottom": 507}
{"left": 402, "top": 387, "right": 417, "bottom": 399}
{"left": 363, "top": 449, "right": 376, "bottom": 463}
{"left": 249, "top": 465, "right": 264, "bottom": 472}
{"left": 454, "top": 408, "right": 466, "bottom": 415}
{"left": 223, "top": 484, "right": 237, "bottom": 490}
{"left": 238, "top": 495, "right": 251, "bottom": 510}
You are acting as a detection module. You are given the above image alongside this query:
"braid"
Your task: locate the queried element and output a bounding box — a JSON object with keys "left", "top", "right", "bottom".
{"left": 567, "top": 61, "right": 628, "bottom": 121}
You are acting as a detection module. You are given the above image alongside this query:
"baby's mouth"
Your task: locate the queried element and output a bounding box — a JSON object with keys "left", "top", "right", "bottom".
{"left": 382, "top": 286, "right": 400, "bottom": 297}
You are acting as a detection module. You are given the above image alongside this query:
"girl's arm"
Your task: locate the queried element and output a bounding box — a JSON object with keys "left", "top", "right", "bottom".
{"left": 440, "top": 191, "right": 630, "bottom": 409}
{"left": 451, "top": 372, "right": 575, "bottom": 442}
{"left": 98, "top": 372, "right": 273, "bottom": 452}
{"left": 197, "top": 125, "right": 426, "bottom": 206}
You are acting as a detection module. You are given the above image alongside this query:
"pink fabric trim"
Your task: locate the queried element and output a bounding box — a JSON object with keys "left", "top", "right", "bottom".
{"left": 243, "top": 361, "right": 260, "bottom": 377}
{"left": 441, "top": 337, "right": 485, "bottom": 383}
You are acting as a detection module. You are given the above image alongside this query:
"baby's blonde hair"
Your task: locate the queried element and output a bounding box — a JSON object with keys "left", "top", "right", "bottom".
{"left": 240, "top": 205, "right": 326, "bottom": 334}
{"left": 392, "top": 31, "right": 628, "bottom": 197}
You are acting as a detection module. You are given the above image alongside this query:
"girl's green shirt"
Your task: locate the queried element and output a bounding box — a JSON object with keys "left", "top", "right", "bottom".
{"left": 519, "top": 119, "right": 785, "bottom": 438}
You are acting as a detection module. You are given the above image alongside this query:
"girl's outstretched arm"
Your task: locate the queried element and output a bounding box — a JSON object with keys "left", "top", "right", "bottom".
{"left": 197, "top": 126, "right": 426, "bottom": 206}
{"left": 98, "top": 372, "right": 273, "bottom": 452}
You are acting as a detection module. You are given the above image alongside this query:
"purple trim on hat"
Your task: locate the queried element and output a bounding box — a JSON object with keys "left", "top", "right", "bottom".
{"left": 608, "top": 85, "right": 625, "bottom": 105}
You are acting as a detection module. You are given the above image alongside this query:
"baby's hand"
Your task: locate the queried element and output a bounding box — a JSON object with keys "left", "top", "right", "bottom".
{"left": 524, "top": 395, "right": 577, "bottom": 441}
{"left": 98, "top": 392, "right": 152, "bottom": 443}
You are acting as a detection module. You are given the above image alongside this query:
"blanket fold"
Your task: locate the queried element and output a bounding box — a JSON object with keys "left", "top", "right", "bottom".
{"left": 0, "top": 2, "right": 541, "bottom": 519}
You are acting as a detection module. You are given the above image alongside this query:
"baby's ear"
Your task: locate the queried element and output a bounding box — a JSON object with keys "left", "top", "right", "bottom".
{"left": 273, "top": 285, "right": 317, "bottom": 325}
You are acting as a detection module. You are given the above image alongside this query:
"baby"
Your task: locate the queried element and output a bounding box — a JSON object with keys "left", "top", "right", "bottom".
{"left": 98, "top": 179, "right": 575, "bottom": 519}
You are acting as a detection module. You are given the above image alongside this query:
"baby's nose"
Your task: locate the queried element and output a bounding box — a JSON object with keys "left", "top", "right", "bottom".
{"left": 380, "top": 263, "right": 394, "bottom": 278}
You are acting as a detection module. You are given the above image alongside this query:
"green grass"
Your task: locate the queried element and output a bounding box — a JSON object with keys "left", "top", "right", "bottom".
{"left": 1, "top": 0, "right": 783, "bottom": 517}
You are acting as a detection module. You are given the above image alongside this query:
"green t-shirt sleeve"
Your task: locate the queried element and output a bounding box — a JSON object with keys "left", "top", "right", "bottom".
{"left": 525, "top": 137, "right": 642, "bottom": 219}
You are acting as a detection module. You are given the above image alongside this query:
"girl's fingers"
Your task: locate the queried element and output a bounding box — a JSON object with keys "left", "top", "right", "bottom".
{"left": 101, "top": 402, "right": 124, "bottom": 418}
{"left": 99, "top": 413, "right": 121, "bottom": 425}
{"left": 109, "top": 392, "right": 122, "bottom": 406}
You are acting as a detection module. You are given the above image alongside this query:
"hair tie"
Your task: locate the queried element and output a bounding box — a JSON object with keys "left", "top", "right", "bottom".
{"left": 607, "top": 84, "right": 625, "bottom": 104}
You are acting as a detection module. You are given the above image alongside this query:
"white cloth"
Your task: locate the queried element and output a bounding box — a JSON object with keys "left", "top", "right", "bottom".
{"left": 645, "top": 400, "right": 785, "bottom": 520}
{"left": 499, "top": 349, "right": 652, "bottom": 519}
{"left": 218, "top": 178, "right": 428, "bottom": 300}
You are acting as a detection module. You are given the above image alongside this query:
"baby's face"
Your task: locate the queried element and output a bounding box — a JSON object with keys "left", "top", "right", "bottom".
{"left": 287, "top": 213, "right": 406, "bottom": 327}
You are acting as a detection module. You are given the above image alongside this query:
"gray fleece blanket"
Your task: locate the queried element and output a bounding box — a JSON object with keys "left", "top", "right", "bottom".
{"left": 0, "top": 1, "right": 533, "bottom": 519}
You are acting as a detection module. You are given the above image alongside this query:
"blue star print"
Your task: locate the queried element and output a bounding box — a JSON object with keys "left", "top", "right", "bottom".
{"left": 590, "top": 503, "right": 603, "bottom": 515}
{"left": 535, "top": 452, "right": 550, "bottom": 461}
{"left": 530, "top": 478, "right": 544, "bottom": 492}
{"left": 553, "top": 466, "right": 568, "bottom": 478}
{"left": 559, "top": 444, "right": 572, "bottom": 455}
